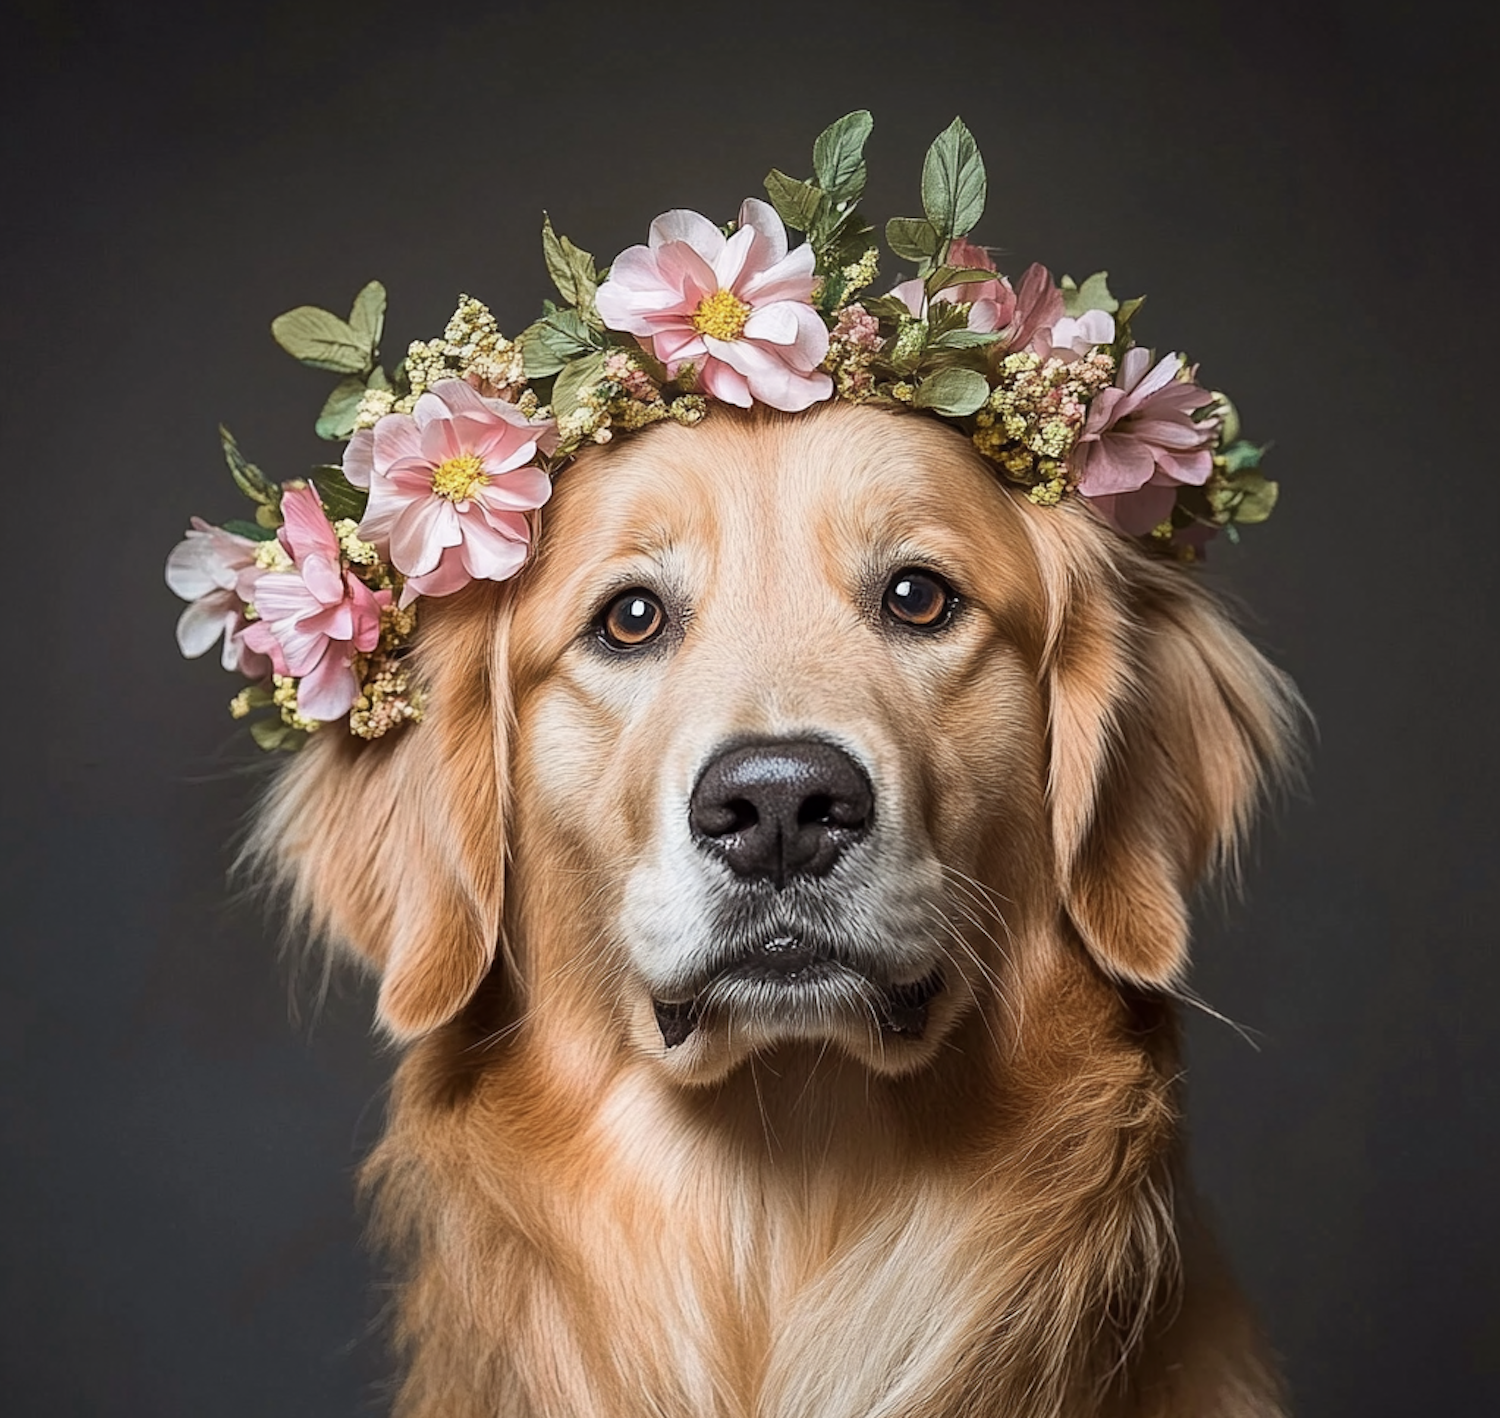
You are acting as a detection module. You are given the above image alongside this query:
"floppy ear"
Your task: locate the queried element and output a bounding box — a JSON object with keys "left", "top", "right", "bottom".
{"left": 246, "top": 584, "right": 512, "bottom": 1039}
{"left": 1030, "top": 507, "right": 1303, "bottom": 988}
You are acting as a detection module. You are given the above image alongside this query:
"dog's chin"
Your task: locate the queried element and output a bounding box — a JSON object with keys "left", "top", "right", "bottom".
{"left": 639, "top": 949, "right": 954, "bottom": 1084}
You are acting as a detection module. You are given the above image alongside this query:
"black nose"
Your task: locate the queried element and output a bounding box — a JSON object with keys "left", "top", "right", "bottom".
{"left": 689, "top": 740, "right": 874, "bottom": 885}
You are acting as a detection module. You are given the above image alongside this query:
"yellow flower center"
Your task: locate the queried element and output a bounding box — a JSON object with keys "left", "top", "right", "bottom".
{"left": 430, "top": 453, "right": 488, "bottom": 502}
{"left": 691, "top": 288, "right": 752, "bottom": 341}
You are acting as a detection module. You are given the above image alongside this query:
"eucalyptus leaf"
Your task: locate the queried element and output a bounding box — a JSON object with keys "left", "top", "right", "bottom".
{"left": 271, "top": 306, "right": 370, "bottom": 374}
{"left": 885, "top": 216, "right": 940, "bottom": 262}
{"left": 1060, "top": 271, "right": 1119, "bottom": 317}
{"left": 920, "top": 118, "right": 986, "bottom": 241}
{"left": 219, "top": 425, "right": 280, "bottom": 508}
{"left": 221, "top": 518, "right": 277, "bottom": 541}
{"left": 309, "top": 466, "right": 369, "bottom": 523}
{"left": 812, "top": 110, "right": 873, "bottom": 204}
{"left": 764, "top": 169, "right": 825, "bottom": 232}
{"left": 551, "top": 352, "right": 608, "bottom": 419}
{"left": 347, "top": 281, "right": 386, "bottom": 354}
{"left": 542, "top": 214, "right": 598, "bottom": 310}
{"left": 315, "top": 377, "right": 366, "bottom": 441}
{"left": 912, "top": 366, "right": 990, "bottom": 417}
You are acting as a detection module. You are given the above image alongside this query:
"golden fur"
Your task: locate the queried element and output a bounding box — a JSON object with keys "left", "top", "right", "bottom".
{"left": 251, "top": 402, "right": 1301, "bottom": 1416}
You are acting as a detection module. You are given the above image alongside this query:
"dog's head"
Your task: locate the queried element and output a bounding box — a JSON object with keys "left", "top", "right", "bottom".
{"left": 253, "top": 402, "right": 1299, "bottom": 1082}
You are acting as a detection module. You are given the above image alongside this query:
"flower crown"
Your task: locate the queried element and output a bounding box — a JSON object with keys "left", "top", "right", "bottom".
{"left": 167, "top": 112, "right": 1277, "bottom": 752}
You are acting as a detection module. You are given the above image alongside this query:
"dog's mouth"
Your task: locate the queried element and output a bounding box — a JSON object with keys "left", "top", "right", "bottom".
{"left": 651, "top": 935, "right": 944, "bottom": 1048}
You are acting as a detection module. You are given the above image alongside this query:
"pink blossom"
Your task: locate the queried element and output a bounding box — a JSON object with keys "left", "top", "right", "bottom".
{"left": 346, "top": 379, "right": 555, "bottom": 607}
{"left": 1001, "top": 263, "right": 1067, "bottom": 355}
{"left": 1071, "top": 348, "right": 1219, "bottom": 536}
{"left": 594, "top": 198, "right": 833, "bottom": 412}
{"left": 165, "top": 518, "right": 270, "bottom": 676}
{"left": 890, "top": 237, "right": 1017, "bottom": 334}
{"left": 241, "top": 484, "right": 389, "bottom": 722}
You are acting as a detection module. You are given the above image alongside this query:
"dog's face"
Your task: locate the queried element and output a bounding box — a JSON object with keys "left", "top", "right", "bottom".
{"left": 506, "top": 406, "right": 1050, "bottom": 1079}
{"left": 258, "top": 401, "right": 1295, "bottom": 1081}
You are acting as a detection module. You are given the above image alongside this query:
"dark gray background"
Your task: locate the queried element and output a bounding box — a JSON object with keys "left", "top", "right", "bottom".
{"left": 4, "top": 1, "right": 1496, "bottom": 1413}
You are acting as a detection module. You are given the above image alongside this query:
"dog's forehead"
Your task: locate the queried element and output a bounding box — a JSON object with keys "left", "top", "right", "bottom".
{"left": 542, "top": 403, "right": 1031, "bottom": 582}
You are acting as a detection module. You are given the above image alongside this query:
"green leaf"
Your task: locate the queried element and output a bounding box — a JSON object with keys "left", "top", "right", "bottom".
{"left": 270, "top": 306, "right": 370, "bottom": 374}
{"left": 250, "top": 718, "right": 308, "bottom": 752}
{"left": 812, "top": 110, "right": 873, "bottom": 204}
{"left": 1060, "top": 271, "right": 1119, "bottom": 317}
{"left": 1230, "top": 473, "right": 1278, "bottom": 524}
{"left": 861, "top": 293, "right": 914, "bottom": 324}
{"left": 764, "top": 169, "right": 825, "bottom": 232}
{"left": 928, "top": 328, "right": 1003, "bottom": 351}
{"left": 309, "top": 466, "right": 368, "bottom": 523}
{"left": 885, "top": 216, "right": 941, "bottom": 263}
{"left": 541, "top": 213, "right": 598, "bottom": 310}
{"left": 518, "top": 308, "right": 597, "bottom": 378}
{"left": 550, "top": 351, "right": 607, "bottom": 419}
{"left": 347, "top": 281, "right": 386, "bottom": 354}
{"left": 1114, "top": 294, "right": 1145, "bottom": 335}
{"left": 912, "top": 366, "right": 990, "bottom": 417}
{"left": 924, "top": 265, "right": 1000, "bottom": 298}
{"left": 221, "top": 518, "right": 277, "bottom": 541}
{"left": 920, "top": 117, "right": 986, "bottom": 241}
{"left": 219, "top": 425, "right": 280, "bottom": 508}
{"left": 314, "top": 377, "right": 366, "bottom": 441}
{"left": 1220, "top": 439, "right": 1266, "bottom": 473}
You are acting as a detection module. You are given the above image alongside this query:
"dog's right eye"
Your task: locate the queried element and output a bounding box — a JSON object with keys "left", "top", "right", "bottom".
{"left": 598, "top": 589, "right": 667, "bottom": 650}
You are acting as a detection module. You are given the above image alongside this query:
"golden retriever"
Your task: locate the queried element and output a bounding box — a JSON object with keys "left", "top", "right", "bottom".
{"left": 251, "top": 400, "right": 1300, "bottom": 1417}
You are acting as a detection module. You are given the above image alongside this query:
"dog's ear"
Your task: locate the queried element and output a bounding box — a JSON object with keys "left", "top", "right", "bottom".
{"left": 1029, "top": 508, "right": 1303, "bottom": 988}
{"left": 247, "top": 586, "right": 512, "bottom": 1039}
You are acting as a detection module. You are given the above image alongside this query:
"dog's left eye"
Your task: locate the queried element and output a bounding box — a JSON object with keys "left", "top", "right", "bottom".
{"left": 883, "top": 569, "right": 956, "bottom": 630}
{"left": 599, "top": 589, "right": 667, "bottom": 649}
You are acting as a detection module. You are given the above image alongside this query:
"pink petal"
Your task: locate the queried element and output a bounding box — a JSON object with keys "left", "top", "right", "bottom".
{"left": 299, "top": 550, "right": 345, "bottom": 607}
{"left": 457, "top": 511, "right": 530, "bottom": 581}
{"left": 742, "top": 303, "right": 799, "bottom": 346}
{"left": 294, "top": 646, "right": 359, "bottom": 722}
{"left": 1074, "top": 435, "right": 1157, "bottom": 497}
{"left": 1085, "top": 483, "right": 1179, "bottom": 536}
{"left": 342, "top": 428, "right": 374, "bottom": 489}
{"left": 648, "top": 209, "right": 725, "bottom": 263}
{"left": 712, "top": 223, "right": 756, "bottom": 295}
{"left": 697, "top": 358, "right": 753, "bottom": 408}
{"left": 390, "top": 495, "right": 461, "bottom": 579}
{"left": 478, "top": 466, "right": 552, "bottom": 512}
{"left": 737, "top": 197, "right": 788, "bottom": 266}
{"left": 372, "top": 413, "right": 424, "bottom": 473}
{"left": 889, "top": 279, "right": 925, "bottom": 318}
{"left": 279, "top": 484, "right": 340, "bottom": 564}
{"left": 736, "top": 243, "right": 817, "bottom": 307}
{"left": 175, "top": 597, "right": 235, "bottom": 659}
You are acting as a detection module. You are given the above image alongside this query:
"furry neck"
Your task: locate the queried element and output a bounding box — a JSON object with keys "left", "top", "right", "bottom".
{"left": 365, "top": 946, "right": 1184, "bottom": 1418}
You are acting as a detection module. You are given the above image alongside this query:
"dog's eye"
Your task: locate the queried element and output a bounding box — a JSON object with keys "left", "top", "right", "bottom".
{"left": 883, "top": 569, "right": 955, "bottom": 630}
{"left": 599, "top": 589, "right": 667, "bottom": 649}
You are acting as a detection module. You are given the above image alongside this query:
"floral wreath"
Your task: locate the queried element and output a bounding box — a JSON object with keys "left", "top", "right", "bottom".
{"left": 167, "top": 113, "right": 1277, "bottom": 752}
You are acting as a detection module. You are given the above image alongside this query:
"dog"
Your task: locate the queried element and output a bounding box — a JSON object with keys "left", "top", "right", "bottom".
{"left": 251, "top": 399, "right": 1301, "bottom": 1416}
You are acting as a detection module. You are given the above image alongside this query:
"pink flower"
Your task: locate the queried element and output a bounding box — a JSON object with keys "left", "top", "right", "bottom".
{"left": 241, "top": 484, "right": 389, "bottom": 722}
{"left": 1071, "top": 348, "right": 1219, "bottom": 536}
{"left": 1001, "top": 263, "right": 1067, "bottom": 355}
{"left": 890, "top": 237, "right": 1017, "bottom": 334}
{"left": 595, "top": 198, "right": 833, "bottom": 412}
{"left": 346, "top": 379, "right": 555, "bottom": 607}
{"left": 165, "top": 518, "right": 270, "bottom": 676}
